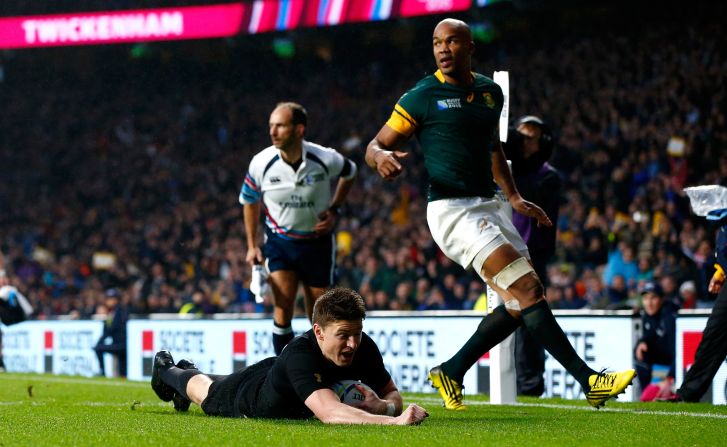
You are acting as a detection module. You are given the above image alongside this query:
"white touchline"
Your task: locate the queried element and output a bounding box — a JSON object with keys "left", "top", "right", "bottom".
{"left": 415, "top": 397, "right": 727, "bottom": 420}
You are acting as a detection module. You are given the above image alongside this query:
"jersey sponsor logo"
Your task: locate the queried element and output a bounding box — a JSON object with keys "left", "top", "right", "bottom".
{"left": 269, "top": 176, "right": 281, "bottom": 184}
{"left": 279, "top": 201, "right": 315, "bottom": 210}
{"left": 483, "top": 92, "right": 495, "bottom": 109}
{"left": 314, "top": 373, "right": 322, "bottom": 383}
{"left": 436, "top": 98, "right": 462, "bottom": 110}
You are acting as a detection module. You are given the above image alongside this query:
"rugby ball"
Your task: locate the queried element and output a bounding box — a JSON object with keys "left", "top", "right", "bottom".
{"left": 330, "top": 380, "right": 375, "bottom": 406}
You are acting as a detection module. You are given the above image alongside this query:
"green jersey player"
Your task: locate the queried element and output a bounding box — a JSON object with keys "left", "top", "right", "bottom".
{"left": 366, "top": 18, "right": 635, "bottom": 410}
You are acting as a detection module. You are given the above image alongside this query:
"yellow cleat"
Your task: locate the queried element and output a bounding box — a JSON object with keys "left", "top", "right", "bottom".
{"left": 428, "top": 365, "right": 466, "bottom": 410}
{"left": 585, "top": 369, "right": 636, "bottom": 408}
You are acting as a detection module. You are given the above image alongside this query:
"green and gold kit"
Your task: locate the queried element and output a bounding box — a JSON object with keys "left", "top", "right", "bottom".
{"left": 386, "top": 69, "right": 504, "bottom": 201}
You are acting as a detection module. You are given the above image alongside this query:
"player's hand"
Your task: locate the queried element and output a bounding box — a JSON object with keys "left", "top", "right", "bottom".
{"left": 635, "top": 341, "right": 648, "bottom": 362}
{"left": 245, "top": 246, "right": 264, "bottom": 266}
{"left": 315, "top": 209, "right": 337, "bottom": 235}
{"left": 394, "top": 404, "right": 428, "bottom": 425}
{"left": 349, "top": 383, "right": 393, "bottom": 415}
{"left": 708, "top": 275, "right": 724, "bottom": 294}
{"left": 510, "top": 195, "right": 553, "bottom": 227}
{"left": 373, "top": 150, "right": 409, "bottom": 180}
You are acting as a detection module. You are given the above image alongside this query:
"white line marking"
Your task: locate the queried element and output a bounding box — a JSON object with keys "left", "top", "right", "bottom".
{"left": 414, "top": 397, "right": 727, "bottom": 419}
{"left": 1, "top": 375, "right": 148, "bottom": 387}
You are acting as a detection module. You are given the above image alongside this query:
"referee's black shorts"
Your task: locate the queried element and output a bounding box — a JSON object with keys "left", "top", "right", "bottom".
{"left": 201, "top": 357, "right": 276, "bottom": 418}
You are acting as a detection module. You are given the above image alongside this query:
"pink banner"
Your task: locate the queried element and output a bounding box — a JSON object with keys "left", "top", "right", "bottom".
{"left": 0, "top": 4, "right": 246, "bottom": 49}
{"left": 398, "top": 0, "right": 472, "bottom": 17}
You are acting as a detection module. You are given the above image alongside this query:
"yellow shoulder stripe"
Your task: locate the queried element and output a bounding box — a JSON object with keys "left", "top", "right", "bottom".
{"left": 385, "top": 104, "right": 417, "bottom": 137}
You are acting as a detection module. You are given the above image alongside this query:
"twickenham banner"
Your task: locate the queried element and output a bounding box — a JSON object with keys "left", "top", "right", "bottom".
{"left": 0, "top": 4, "right": 245, "bottom": 49}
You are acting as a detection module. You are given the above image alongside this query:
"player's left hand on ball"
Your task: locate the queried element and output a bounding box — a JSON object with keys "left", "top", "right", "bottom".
{"left": 349, "top": 383, "right": 383, "bottom": 413}
{"left": 510, "top": 196, "right": 552, "bottom": 227}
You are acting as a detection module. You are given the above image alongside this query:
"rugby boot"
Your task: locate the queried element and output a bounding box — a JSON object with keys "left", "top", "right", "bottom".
{"left": 585, "top": 369, "right": 636, "bottom": 408}
{"left": 151, "top": 350, "right": 176, "bottom": 402}
{"left": 428, "top": 365, "right": 466, "bottom": 410}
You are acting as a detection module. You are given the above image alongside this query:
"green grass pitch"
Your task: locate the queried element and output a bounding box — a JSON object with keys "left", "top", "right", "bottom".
{"left": 1, "top": 373, "right": 726, "bottom": 446}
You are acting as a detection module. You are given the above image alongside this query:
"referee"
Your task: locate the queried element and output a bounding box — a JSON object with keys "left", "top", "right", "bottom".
{"left": 240, "top": 102, "right": 357, "bottom": 354}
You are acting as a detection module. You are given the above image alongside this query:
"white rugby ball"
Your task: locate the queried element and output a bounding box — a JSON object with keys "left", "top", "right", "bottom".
{"left": 330, "top": 380, "right": 375, "bottom": 406}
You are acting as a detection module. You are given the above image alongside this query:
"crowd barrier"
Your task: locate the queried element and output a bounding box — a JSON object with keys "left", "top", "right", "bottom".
{"left": 2, "top": 310, "right": 725, "bottom": 404}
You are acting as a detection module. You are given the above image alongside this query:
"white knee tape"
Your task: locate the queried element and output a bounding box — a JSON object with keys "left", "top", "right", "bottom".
{"left": 492, "top": 257, "right": 533, "bottom": 290}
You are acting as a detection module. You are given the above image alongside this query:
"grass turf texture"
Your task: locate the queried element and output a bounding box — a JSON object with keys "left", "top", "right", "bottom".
{"left": 1, "top": 373, "right": 726, "bottom": 446}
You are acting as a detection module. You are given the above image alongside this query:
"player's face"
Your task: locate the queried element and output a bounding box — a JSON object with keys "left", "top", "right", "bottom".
{"left": 432, "top": 22, "right": 473, "bottom": 78}
{"left": 269, "top": 107, "right": 301, "bottom": 151}
{"left": 316, "top": 320, "right": 363, "bottom": 367}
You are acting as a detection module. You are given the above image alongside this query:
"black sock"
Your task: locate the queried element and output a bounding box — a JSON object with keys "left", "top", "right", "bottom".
{"left": 160, "top": 367, "right": 202, "bottom": 400}
{"left": 442, "top": 305, "right": 521, "bottom": 383}
{"left": 272, "top": 323, "right": 294, "bottom": 355}
{"left": 521, "top": 300, "right": 595, "bottom": 389}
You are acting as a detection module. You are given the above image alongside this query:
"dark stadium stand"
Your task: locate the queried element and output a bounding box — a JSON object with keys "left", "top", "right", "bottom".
{"left": 0, "top": 1, "right": 725, "bottom": 317}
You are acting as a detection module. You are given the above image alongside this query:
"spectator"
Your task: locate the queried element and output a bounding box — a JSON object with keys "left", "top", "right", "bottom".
{"left": 633, "top": 281, "right": 676, "bottom": 399}
{"left": 93, "top": 289, "right": 129, "bottom": 377}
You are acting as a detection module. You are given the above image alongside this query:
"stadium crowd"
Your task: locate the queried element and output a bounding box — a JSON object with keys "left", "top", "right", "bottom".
{"left": 0, "top": 4, "right": 725, "bottom": 319}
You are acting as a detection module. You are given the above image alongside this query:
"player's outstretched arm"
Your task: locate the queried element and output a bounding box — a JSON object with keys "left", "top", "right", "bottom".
{"left": 366, "top": 126, "right": 410, "bottom": 180}
{"left": 304, "top": 388, "right": 427, "bottom": 425}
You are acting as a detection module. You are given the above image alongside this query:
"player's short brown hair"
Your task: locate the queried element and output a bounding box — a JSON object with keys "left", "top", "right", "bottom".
{"left": 312, "top": 287, "right": 366, "bottom": 327}
{"left": 275, "top": 101, "right": 307, "bottom": 127}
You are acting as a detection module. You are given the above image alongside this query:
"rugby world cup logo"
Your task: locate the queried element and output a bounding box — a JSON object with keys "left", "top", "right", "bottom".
{"left": 232, "top": 331, "right": 247, "bottom": 371}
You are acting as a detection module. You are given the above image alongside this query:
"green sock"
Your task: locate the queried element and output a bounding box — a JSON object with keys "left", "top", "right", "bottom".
{"left": 442, "top": 305, "right": 521, "bottom": 383}
{"left": 521, "top": 300, "right": 595, "bottom": 389}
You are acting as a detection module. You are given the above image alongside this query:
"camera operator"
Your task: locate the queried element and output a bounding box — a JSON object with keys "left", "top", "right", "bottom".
{"left": 503, "top": 115, "right": 562, "bottom": 396}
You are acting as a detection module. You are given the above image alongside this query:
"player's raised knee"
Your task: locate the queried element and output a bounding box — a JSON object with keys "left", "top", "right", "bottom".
{"left": 492, "top": 257, "right": 542, "bottom": 305}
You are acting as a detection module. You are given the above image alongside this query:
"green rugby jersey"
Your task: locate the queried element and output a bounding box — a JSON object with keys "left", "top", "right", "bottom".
{"left": 386, "top": 69, "right": 503, "bottom": 201}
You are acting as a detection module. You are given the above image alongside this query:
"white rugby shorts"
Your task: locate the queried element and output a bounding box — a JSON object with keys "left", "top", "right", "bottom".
{"left": 426, "top": 196, "right": 530, "bottom": 274}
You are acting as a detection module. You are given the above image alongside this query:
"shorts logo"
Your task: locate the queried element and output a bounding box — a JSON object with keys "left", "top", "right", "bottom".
{"left": 437, "top": 98, "right": 462, "bottom": 110}
{"left": 483, "top": 93, "right": 495, "bottom": 109}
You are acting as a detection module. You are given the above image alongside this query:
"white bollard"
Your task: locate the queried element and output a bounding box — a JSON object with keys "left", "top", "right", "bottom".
{"left": 486, "top": 285, "right": 518, "bottom": 404}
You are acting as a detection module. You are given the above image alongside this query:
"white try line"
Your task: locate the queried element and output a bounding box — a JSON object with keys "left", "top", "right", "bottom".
{"left": 1, "top": 375, "right": 149, "bottom": 388}
{"left": 414, "top": 397, "right": 727, "bottom": 420}
{"left": 0, "top": 400, "right": 171, "bottom": 408}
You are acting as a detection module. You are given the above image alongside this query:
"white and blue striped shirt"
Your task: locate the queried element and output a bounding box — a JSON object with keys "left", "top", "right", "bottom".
{"left": 240, "top": 140, "right": 356, "bottom": 240}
